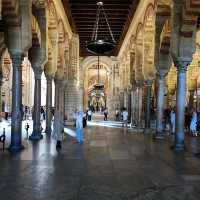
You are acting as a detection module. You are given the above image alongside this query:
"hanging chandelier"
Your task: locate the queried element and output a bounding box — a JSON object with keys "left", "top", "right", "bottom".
{"left": 86, "top": 2, "right": 116, "bottom": 55}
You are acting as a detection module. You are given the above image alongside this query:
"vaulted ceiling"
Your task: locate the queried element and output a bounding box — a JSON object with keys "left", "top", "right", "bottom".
{"left": 62, "top": 0, "right": 139, "bottom": 56}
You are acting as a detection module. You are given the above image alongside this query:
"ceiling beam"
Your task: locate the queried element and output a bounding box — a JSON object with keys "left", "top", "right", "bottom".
{"left": 70, "top": 5, "right": 130, "bottom": 9}
{"left": 70, "top": 10, "right": 129, "bottom": 15}
{"left": 69, "top": 12, "right": 128, "bottom": 16}
{"left": 74, "top": 17, "right": 126, "bottom": 24}
{"left": 68, "top": 0, "right": 133, "bottom": 4}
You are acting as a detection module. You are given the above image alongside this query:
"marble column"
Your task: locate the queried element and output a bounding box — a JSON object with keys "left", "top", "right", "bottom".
{"left": 9, "top": 52, "right": 24, "bottom": 151}
{"left": 135, "top": 87, "right": 140, "bottom": 127}
{"left": 145, "top": 80, "right": 153, "bottom": 130}
{"left": 0, "top": 75, "right": 3, "bottom": 122}
{"left": 54, "top": 79, "right": 64, "bottom": 148}
{"left": 138, "top": 87, "right": 143, "bottom": 127}
{"left": 45, "top": 75, "right": 53, "bottom": 134}
{"left": 131, "top": 90, "right": 134, "bottom": 126}
{"left": 156, "top": 74, "right": 165, "bottom": 135}
{"left": 127, "top": 90, "right": 132, "bottom": 122}
{"left": 174, "top": 62, "right": 188, "bottom": 151}
{"left": 29, "top": 68, "right": 43, "bottom": 140}
{"left": 59, "top": 83, "right": 65, "bottom": 134}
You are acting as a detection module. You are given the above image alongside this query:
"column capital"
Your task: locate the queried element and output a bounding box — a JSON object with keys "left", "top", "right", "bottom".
{"left": 156, "top": 73, "right": 165, "bottom": 80}
{"left": 33, "top": 67, "right": 43, "bottom": 79}
{"left": 54, "top": 78, "right": 64, "bottom": 85}
{"left": 174, "top": 58, "right": 191, "bottom": 72}
{"left": 135, "top": 80, "right": 144, "bottom": 88}
{"left": 46, "top": 74, "right": 54, "bottom": 82}
{"left": 9, "top": 51, "right": 24, "bottom": 68}
{"left": 144, "top": 79, "right": 153, "bottom": 87}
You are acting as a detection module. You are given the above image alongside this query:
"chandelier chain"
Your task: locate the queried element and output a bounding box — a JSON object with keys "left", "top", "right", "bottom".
{"left": 91, "top": 3, "right": 115, "bottom": 43}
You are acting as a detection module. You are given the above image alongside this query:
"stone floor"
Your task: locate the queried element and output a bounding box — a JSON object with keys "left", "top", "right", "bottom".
{"left": 1, "top": 122, "right": 200, "bottom": 199}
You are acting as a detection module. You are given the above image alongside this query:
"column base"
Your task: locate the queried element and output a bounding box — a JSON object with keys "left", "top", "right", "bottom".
{"left": 29, "top": 132, "right": 43, "bottom": 140}
{"left": 8, "top": 144, "right": 25, "bottom": 152}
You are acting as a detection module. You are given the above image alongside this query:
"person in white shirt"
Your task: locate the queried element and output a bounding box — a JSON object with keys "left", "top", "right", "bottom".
{"left": 122, "top": 108, "right": 128, "bottom": 127}
{"left": 170, "top": 108, "right": 175, "bottom": 135}
{"left": 87, "top": 109, "right": 92, "bottom": 121}
{"left": 75, "top": 111, "right": 84, "bottom": 143}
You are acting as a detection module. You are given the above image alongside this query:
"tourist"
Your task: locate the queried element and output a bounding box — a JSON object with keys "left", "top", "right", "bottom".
{"left": 4, "top": 104, "right": 9, "bottom": 120}
{"left": 75, "top": 111, "right": 84, "bottom": 143}
{"left": 40, "top": 106, "right": 45, "bottom": 120}
{"left": 164, "top": 107, "right": 171, "bottom": 130}
{"left": 122, "top": 107, "right": 128, "bottom": 127}
{"left": 85, "top": 108, "right": 89, "bottom": 120}
{"left": 197, "top": 111, "right": 200, "bottom": 134}
{"left": 185, "top": 107, "right": 191, "bottom": 132}
{"left": 190, "top": 109, "right": 197, "bottom": 136}
{"left": 170, "top": 108, "right": 175, "bottom": 135}
{"left": 115, "top": 108, "right": 119, "bottom": 121}
{"left": 88, "top": 109, "right": 92, "bottom": 121}
{"left": 104, "top": 107, "right": 108, "bottom": 121}
{"left": 24, "top": 105, "right": 28, "bottom": 120}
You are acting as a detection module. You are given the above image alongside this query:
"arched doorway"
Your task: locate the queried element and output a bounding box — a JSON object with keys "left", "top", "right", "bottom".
{"left": 81, "top": 56, "right": 112, "bottom": 113}
{"left": 86, "top": 64, "right": 109, "bottom": 112}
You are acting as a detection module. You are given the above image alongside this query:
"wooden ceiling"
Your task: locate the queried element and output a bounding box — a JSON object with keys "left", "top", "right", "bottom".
{"left": 62, "top": 0, "right": 139, "bottom": 56}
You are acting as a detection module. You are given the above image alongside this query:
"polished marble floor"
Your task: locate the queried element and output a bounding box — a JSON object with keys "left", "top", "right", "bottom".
{"left": 1, "top": 122, "right": 200, "bottom": 200}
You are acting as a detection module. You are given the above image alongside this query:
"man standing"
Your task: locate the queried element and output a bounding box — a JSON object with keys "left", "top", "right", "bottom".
{"left": 122, "top": 107, "right": 128, "bottom": 127}
{"left": 88, "top": 109, "right": 92, "bottom": 121}
{"left": 75, "top": 111, "right": 84, "bottom": 144}
{"left": 104, "top": 107, "right": 108, "bottom": 121}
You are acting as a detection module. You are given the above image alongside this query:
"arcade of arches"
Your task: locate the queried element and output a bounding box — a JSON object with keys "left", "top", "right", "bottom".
{"left": 0, "top": 0, "right": 200, "bottom": 153}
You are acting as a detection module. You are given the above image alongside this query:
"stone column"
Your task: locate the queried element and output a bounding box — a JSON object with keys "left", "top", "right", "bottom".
{"left": 135, "top": 87, "right": 139, "bottom": 126}
{"left": 156, "top": 74, "right": 165, "bottom": 135}
{"left": 138, "top": 87, "right": 143, "bottom": 127}
{"left": 127, "top": 89, "right": 132, "bottom": 122}
{"left": 9, "top": 52, "right": 24, "bottom": 151}
{"left": 29, "top": 68, "right": 43, "bottom": 140}
{"left": 53, "top": 79, "right": 64, "bottom": 148}
{"left": 144, "top": 80, "right": 153, "bottom": 130}
{"left": 60, "top": 83, "right": 65, "bottom": 133}
{"left": 131, "top": 89, "right": 137, "bottom": 126}
{"left": 45, "top": 75, "right": 53, "bottom": 134}
{"left": 0, "top": 75, "right": 3, "bottom": 122}
{"left": 174, "top": 61, "right": 188, "bottom": 151}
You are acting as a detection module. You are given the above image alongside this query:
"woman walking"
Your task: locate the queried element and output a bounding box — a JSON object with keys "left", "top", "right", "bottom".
{"left": 75, "top": 111, "right": 84, "bottom": 143}
{"left": 190, "top": 109, "right": 197, "bottom": 136}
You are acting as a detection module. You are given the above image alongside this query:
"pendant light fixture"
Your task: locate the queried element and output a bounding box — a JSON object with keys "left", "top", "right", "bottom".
{"left": 92, "top": 56, "right": 104, "bottom": 97}
{"left": 86, "top": 2, "right": 116, "bottom": 55}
